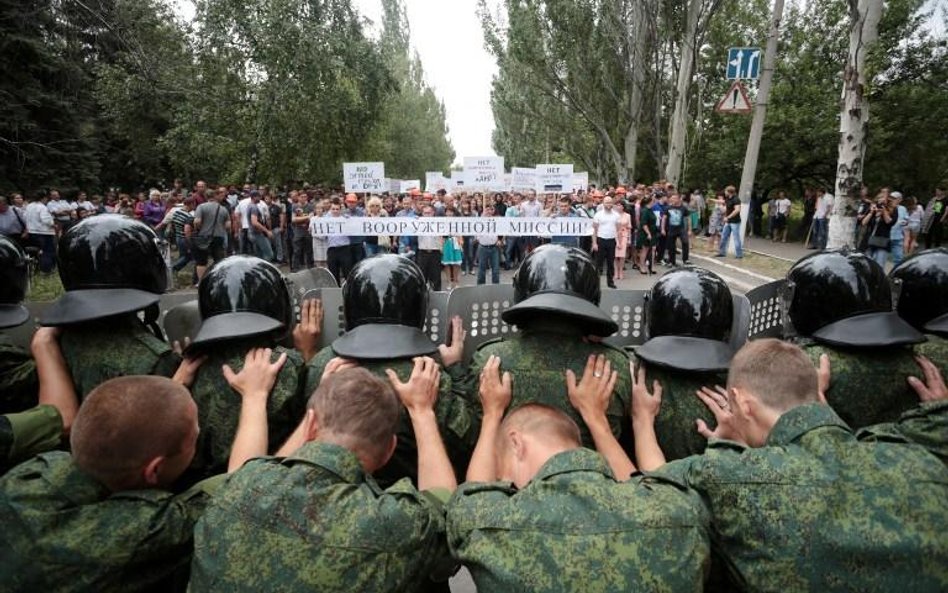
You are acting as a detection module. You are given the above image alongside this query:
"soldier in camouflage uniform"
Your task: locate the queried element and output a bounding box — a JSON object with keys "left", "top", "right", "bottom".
{"left": 635, "top": 339, "right": 948, "bottom": 593}
{"left": 447, "top": 355, "right": 710, "bottom": 593}
{"left": 891, "top": 247, "right": 948, "bottom": 366}
{"left": 38, "top": 215, "right": 180, "bottom": 399}
{"left": 0, "top": 236, "right": 36, "bottom": 412}
{"left": 303, "top": 254, "right": 477, "bottom": 486}
{"left": 0, "top": 239, "right": 70, "bottom": 471}
{"left": 184, "top": 256, "right": 307, "bottom": 481}
{"left": 785, "top": 248, "right": 934, "bottom": 428}
{"left": 190, "top": 362, "right": 457, "bottom": 593}
{"left": 634, "top": 267, "right": 738, "bottom": 461}
{"left": 0, "top": 340, "right": 282, "bottom": 592}
{"left": 0, "top": 375, "right": 220, "bottom": 592}
{"left": 447, "top": 244, "right": 633, "bottom": 449}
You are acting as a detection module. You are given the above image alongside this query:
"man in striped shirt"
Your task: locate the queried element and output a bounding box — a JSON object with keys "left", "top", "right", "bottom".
{"left": 170, "top": 197, "right": 196, "bottom": 272}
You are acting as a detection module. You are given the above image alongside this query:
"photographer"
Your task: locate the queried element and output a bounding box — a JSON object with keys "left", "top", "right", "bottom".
{"left": 860, "top": 194, "right": 895, "bottom": 267}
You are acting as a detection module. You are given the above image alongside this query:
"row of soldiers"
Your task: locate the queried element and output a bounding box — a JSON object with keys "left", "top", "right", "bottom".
{"left": 0, "top": 214, "right": 946, "bottom": 592}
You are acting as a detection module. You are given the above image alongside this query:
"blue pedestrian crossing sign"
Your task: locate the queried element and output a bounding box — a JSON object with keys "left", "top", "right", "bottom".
{"left": 726, "top": 47, "right": 761, "bottom": 80}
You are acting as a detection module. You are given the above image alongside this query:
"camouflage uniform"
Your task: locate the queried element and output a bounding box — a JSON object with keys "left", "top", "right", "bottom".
{"left": 653, "top": 403, "right": 948, "bottom": 593}
{"left": 0, "top": 405, "right": 62, "bottom": 474}
{"left": 305, "top": 346, "right": 478, "bottom": 487}
{"left": 189, "top": 441, "right": 452, "bottom": 593}
{"left": 0, "top": 338, "right": 38, "bottom": 414}
{"left": 188, "top": 342, "right": 306, "bottom": 480}
{"left": 917, "top": 334, "right": 948, "bottom": 366}
{"left": 858, "top": 400, "right": 948, "bottom": 466}
{"left": 0, "top": 450, "right": 224, "bottom": 592}
{"left": 644, "top": 363, "right": 726, "bottom": 461}
{"left": 59, "top": 316, "right": 180, "bottom": 400}
{"left": 802, "top": 342, "right": 948, "bottom": 428}
{"left": 447, "top": 448, "right": 710, "bottom": 593}
{"left": 448, "top": 331, "right": 633, "bottom": 448}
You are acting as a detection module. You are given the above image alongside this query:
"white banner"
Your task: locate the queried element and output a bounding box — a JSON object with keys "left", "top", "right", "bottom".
{"left": 451, "top": 171, "right": 464, "bottom": 191}
{"left": 343, "top": 162, "right": 386, "bottom": 193}
{"left": 389, "top": 179, "right": 401, "bottom": 194}
{"left": 308, "top": 216, "right": 593, "bottom": 237}
{"left": 511, "top": 167, "right": 536, "bottom": 191}
{"left": 536, "top": 164, "right": 574, "bottom": 194}
{"left": 572, "top": 172, "right": 589, "bottom": 192}
{"left": 425, "top": 172, "right": 449, "bottom": 193}
{"left": 400, "top": 179, "right": 421, "bottom": 194}
{"left": 464, "top": 156, "right": 505, "bottom": 192}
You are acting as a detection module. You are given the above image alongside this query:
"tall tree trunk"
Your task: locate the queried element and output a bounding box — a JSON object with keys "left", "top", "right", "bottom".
{"left": 828, "top": 0, "right": 883, "bottom": 249}
{"left": 624, "top": 0, "right": 649, "bottom": 185}
{"left": 664, "top": 0, "right": 701, "bottom": 187}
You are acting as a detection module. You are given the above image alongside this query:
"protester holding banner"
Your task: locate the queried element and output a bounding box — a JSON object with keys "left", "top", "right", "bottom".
{"left": 441, "top": 205, "right": 463, "bottom": 290}
{"left": 591, "top": 196, "right": 621, "bottom": 289}
{"left": 416, "top": 205, "right": 443, "bottom": 291}
{"left": 475, "top": 203, "right": 502, "bottom": 285}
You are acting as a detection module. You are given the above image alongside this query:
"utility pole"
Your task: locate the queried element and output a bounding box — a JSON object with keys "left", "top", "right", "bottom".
{"left": 736, "top": 0, "right": 785, "bottom": 244}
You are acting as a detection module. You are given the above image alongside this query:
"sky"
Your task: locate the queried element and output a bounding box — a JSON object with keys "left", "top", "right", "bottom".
{"left": 172, "top": 0, "right": 498, "bottom": 165}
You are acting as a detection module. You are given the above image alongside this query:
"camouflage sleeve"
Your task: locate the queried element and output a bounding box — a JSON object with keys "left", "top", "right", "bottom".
{"left": 383, "top": 478, "right": 454, "bottom": 582}
{"left": 1, "top": 405, "right": 63, "bottom": 469}
{"left": 444, "top": 361, "right": 472, "bottom": 399}
{"left": 858, "top": 400, "right": 948, "bottom": 465}
{"left": 446, "top": 481, "right": 518, "bottom": 557}
{"left": 151, "top": 349, "right": 183, "bottom": 379}
{"left": 302, "top": 346, "right": 334, "bottom": 399}
{"left": 434, "top": 373, "right": 480, "bottom": 459}
{"left": 0, "top": 342, "right": 39, "bottom": 413}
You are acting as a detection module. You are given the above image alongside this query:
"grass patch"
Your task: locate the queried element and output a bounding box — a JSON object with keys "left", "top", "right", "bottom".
{"left": 691, "top": 240, "right": 793, "bottom": 279}
{"left": 27, "top": 273, "right": 65, "bottom": 302}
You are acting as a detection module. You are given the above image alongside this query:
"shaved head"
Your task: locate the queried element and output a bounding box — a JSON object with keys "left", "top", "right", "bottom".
{"left": 727, "top": 339, "right": 820, "bottom": 412}
{"left": 70, "top": 376, "right": 198, "bottom": 490}
{"left": 497, "top": 404, "right": 581, "bottom": 458}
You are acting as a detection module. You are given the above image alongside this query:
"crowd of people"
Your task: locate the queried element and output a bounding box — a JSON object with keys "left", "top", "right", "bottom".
{"left": 0, "top": 207, "right": 946, "bottom": 592}
{"left": 1, "top": 180, "right": 945, "bottom": 290}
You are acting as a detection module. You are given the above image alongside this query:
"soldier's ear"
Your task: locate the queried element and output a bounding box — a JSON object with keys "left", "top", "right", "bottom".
{"left": 303, "top": 409, "right": 319, "bottom": 442}
{"left": 142, "top": 456, "right": 165, "bottom": 487}
{"left": 508, "top": 430, "right": 527, "bottom": 461}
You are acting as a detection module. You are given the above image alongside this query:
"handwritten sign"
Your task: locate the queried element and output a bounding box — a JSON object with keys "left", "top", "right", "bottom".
{"left": 464, "top": 156, "right": 505, "bottom": 192}
{"left": 511, "top": 167, "right": 537, "bottom": 191}
{"left": 343, "top": 162, "right": 385, "bottom": 193}
{"left": 535, "top": 164, "right": 574, "bottom": 194}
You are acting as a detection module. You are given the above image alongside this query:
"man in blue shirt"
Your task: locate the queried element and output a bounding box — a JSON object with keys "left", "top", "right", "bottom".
{"left": 551, "top": 196, "right": 580, "bottom": 247}
{"left": 889, "top": 191, "right": 908, "bottom": 266}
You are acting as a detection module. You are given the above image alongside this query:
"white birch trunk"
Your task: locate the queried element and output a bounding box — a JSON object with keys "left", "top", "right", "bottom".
{"left": 623, "top": 0, "right": 649, "bottom": 185}
{"left": 828, "top": 0, "right": 883, "bottom": 249}
{"left": 664, "top": 0, "right": 701, "bottom": 187}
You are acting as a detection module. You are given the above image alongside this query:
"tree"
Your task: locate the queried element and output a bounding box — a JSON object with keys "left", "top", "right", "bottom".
{"left": 828, "top": 0, "right": 884, "bottom": 249}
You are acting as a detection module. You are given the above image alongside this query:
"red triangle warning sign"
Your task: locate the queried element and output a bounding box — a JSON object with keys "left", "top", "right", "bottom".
{"left": 715, "top": 81, "right": 753, "bottom": 114}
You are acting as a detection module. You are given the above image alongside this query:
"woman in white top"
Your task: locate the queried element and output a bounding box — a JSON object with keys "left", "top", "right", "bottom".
{"left": 310, "top": 200, "right": 328, "bottom": 268}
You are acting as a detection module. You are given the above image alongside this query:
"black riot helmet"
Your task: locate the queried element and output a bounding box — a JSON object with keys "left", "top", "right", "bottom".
{"left": 502, "top": 244, "right": 618, "bottom": 336}
{"left": 40, "top": 215, "right": 167, "bottom": 326}
{"left": 0, "top": 235, "right": 29, "bottom": 329}
{"left": 190, "top": 256, "right": 292, "bottom": 347}
{"left": 332, "top": 254, "right": 435, "bottom": 360}
{"left": 636, "top": 267, "right": 735, "bottom": 372}
{"left": 785, "top": 248, "right": 923, "bottom": 347}
{"left": 890, "top": 247, "right": 948, "bottom": 337}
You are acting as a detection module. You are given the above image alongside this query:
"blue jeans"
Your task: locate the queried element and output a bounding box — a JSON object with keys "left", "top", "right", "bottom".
{"left": 504, "top": 236, "right": 521, "bottom": 268}
{"left": 462, "top": 237, "right": 476, "bottom": 273}
{"left": 271, "top": 229, "right": 284, "bottom": 262}
{"left": 251, "top": 232, "right": 273, "bottom": 261}
{"left": 30, "top": 233, "right": 56, "bottom": 273}
{"left": 364, "top": 243, "right": 389, "bottom": 257}
{"left": 813, "top": 218, "right": 829, "bottom": 250}
{"left": 869, "top": 246, "right": 889, "bottom": 267}
{"left": 889, "top": 240, "right": 904, "bottom": 266}
{"left": 173, "top": 236, "right": 192, "bottom": 271}
{"left": 477, "top": 245, "right": 500, "bottom": 284}
{"left": 718, "top": 222, "right": 743, "bottom": 258}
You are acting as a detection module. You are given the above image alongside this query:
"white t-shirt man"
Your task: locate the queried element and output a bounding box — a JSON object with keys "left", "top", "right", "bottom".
{"left": 776, "top": 197, "right": 792, "bottom": 216}
{"left": 815, "top": 192, "right": 834, "bottom": 220}
{"left": 593, "top": 208, "right": 620, "bottom": 240}
{"left": 235, "top": 197, "right": 253, "bottom": 230}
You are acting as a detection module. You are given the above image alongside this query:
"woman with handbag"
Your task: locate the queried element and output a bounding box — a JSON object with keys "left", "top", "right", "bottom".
{"left": 861, "top": 195, "right": 895, "bottom": 267}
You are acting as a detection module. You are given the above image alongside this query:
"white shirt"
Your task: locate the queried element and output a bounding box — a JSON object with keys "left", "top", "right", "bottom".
{"left": 236, "top": 197, "right": 252, "bottom": 230}
{"left": 815, "top": 193, "right": 834, "bottom": 219}
{"left": 776, "top": 198, "right": 792, "bottom": 215}
{"left": 25, "top": 202, "right": 55, "bottom": 235}
{"left": 418, "top": 235, "right": 442, "bottom": 251}
{"left": 593, "top": 208, "right": 621, "bottom": 240}
{"left": 521, "top": 199, "right": 542, "bottom": 217}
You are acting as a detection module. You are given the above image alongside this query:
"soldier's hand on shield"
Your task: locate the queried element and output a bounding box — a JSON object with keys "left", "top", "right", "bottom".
{"left": 630, "top": 363, "right": 663, "bottom": 424}
{"left": 908, "top": 355, "right": 947, "bottom": 402}
{"left": 292, "top": 298, "right": 323, "bottom": 363}
{"left": 695, "top": 385, "right": 742, "bottom": 442}
{"left": 223, "top": 347, "right": 288, "bottom": 403}
{"left": 478, "top": 355, "right": 512, "bottom": 418}
{"left": 172, "top": 352, "right": 207, "bottom": 388}
{"left": 386, "top": 356, "right": 440, "bottom": 414}
{"left": 321, "top": 357, "right": 357, "bottom": 384}
{"left": 567, "top": 355, "right": 618, "bottom": 423}
{"left": 437, "top": 316, "right": 467, "bottom": 367}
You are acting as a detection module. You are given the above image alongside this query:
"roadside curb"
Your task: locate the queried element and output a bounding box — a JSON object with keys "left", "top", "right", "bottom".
{"left": 690, "top": 253, "right": 777, "bottom": 283}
